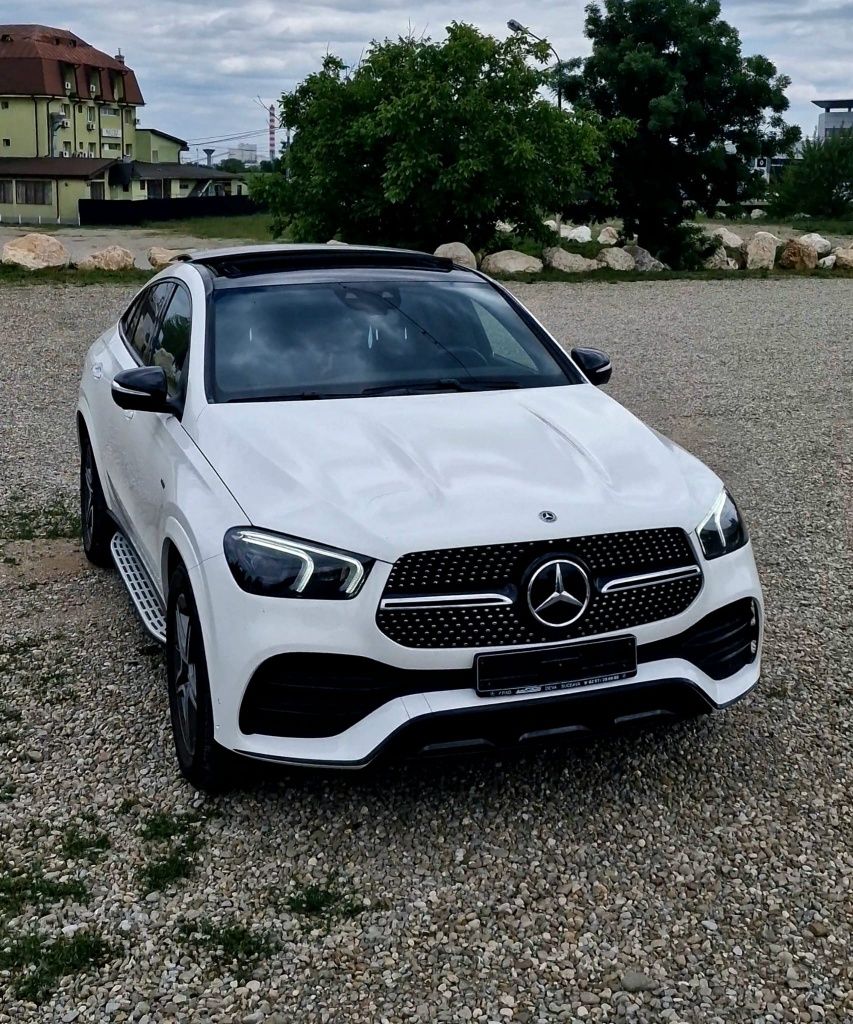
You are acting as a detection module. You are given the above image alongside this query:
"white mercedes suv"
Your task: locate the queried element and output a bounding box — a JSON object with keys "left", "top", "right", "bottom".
{"left": 77, "top": 245, "right": 763, "bottom": 791}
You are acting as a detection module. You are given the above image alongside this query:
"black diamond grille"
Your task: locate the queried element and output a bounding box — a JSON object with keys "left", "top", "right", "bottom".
{"left": 377, "top": 528, "right": 703, "bottom": 648}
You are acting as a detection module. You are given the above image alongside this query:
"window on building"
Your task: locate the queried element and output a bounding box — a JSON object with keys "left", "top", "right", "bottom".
{"left": 124, "top": 109, "right": 133, "bottom": 123}
{"left": 61, "top": 103, "right": 70, "bottom": 117}
{"left": 152, "top": 149, "right": 159, "bottom": 160}
{"left": 90, "top": 181, "right": 105, "bottom": 200}
{"left": 139, "top": 180, "right": 147, "bottom": 190}
{"left": 2, "top": 139, "right": 10, "bottom": 148}
{"left": 78, "top": 140, "right": 84, "bottom": 150}
{"left": 62, "top": 140, "right": 71, "bottom": 154}
{"left": 103, "top": 106, "right": 119, "bottom": 117}
{"left": 88, "top": 142, "right": 96, "bottom": 155}
{"left": 1, "top": 101, "right": 8, "bottom": 110}
{"left": 15, "top": 180, "right": 52, "bottom": 205}
{"left": 76, "top": 103, "right": 83, "bottom": 113}
{"left": 124, "top": 144, "right": 133, "bottom": 157}
{"left": 0, "top": 180, "right": 12, "bottom": 203}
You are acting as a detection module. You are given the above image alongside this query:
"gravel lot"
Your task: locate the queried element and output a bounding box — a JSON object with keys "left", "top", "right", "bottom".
{"left": 1, "top": 279, "right": 852, "bottom": 1022}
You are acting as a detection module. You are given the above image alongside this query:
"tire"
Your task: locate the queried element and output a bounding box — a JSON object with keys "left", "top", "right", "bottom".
{"left": 80, "top": 434, "right": 114, "bottom": 568}
{"left": 166, "top": 563, "right": 231, "bottom": 793}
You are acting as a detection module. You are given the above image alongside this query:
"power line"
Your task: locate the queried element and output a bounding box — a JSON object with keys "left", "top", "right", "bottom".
{"left": 186, "top": 128, "right": 278, "bottom": 145}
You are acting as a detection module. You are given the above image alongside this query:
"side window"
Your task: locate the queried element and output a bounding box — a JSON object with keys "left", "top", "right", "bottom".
{"left": 151, "top": 284, "right": 192, "bottom": 399}
{"left": 127, "top": 283, "right": 173, "bottom": 363}
{"left": 473, "top": 303, "right": 538, "bottom": 371}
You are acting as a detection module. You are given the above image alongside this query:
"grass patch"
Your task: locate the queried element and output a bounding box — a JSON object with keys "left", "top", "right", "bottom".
{"left": 0, "top": 930, "right": 112, "bottom": 1003}
{"left": 0, "top": 867, "right": 87, "bottom": 918}
{"left": 179, "top": 918, "right": 276, "bottom": 978}
{"left": 287, "top": 879, "right": 365, "bottom": 921}
{"left": 0, "top": 495, "right": 80, "bottom": 541}
{"left": 138, "top": 810, "right": 203, "bottom": 843}
{"left": 61, "top": 825, "right": 110, "bottom": 863}
{"left": 139, "top": 212, "right": 281, "bottom": 241}
{"left": 0, "top": 264, "right": 151, "bottom": 287}
{"left": 137, "top": 810, "right": 208, "bottom": 892}
{"left": 138, "top": 847, "right": 195, "bottom": 892}
{"left": 496, "top": 266, "right": 853, "bottom": 285}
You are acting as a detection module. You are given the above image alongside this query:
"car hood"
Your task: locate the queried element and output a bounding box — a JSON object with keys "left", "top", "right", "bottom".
{"left": 194, "top": 385, "right": 721, "bottom": 563}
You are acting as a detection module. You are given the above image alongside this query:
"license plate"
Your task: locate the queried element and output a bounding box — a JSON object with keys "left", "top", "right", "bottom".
{"left": 475, "top": 636, "right": 637, "bottom": 697}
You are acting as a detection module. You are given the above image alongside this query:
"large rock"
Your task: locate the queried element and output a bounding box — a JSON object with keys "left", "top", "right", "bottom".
{"left": 2, "top": 232, "right": 69, "bottom": 270}
{"left": 624, "top": 244, "right": 666, "bottom": 272}
{"left": 778, "top": 239, "right": 818, "bottom": 271}
{"left": 798, "top": 232, "right": 832, "bottom": 257}
{"left": 433, "top": 242, "right": 477, "bottom": 270}
{"left": 710, "top": 227, "right": 746, "bottom": 266}
{"left": 703, "top": 246, "right": 739, "bottom": 271}
{"left": 542, "top": 219, "right": 558, "bottom": 233}
{"left": 834, "top": 248, "right": 853, "bottom": 269}
{"left": 495, "top": 220, "right": 515, "bottom": 235}
{"left": 745, "top": 231, "right": 781, "bottom": 270}
{"left": 562, "top": 225, "right": 592, "bottom": 244}
{"left": 480, "top": 250, "right": 543, "bottom": 276}
{"left": 819, "top": 254, "right": 837, "bottom": 269}
{"left": 542, "top": 247, "right": 600, "bottom": 273}
{"left": 598, "top": 246, "right": 636, "bottom": 271}
{"left": 78, "top": 245, "right": 135, "bottom": 272}
{"left": 147, "top": 246, "right": 187, "bottom": 269}
{"left": 597, "top": 226, "right": 619, "bottom": 247}
{"left": 750, "top": 208, "right": 767, "bottom": 220}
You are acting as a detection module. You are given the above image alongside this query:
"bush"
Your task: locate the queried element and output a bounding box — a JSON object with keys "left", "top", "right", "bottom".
{"left": 771, "top": 131, "right": 853, "bottom": 220}
{"left": 256, "top": 23, "right": 608, "bottom": 249}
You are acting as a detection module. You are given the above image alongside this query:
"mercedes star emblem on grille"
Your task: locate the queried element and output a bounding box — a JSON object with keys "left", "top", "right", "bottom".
{"left": 539, "top": 510, "right": 557, "bottom": 523}
{"left": 527, "top": 559, "right": 591, "bottom": 628}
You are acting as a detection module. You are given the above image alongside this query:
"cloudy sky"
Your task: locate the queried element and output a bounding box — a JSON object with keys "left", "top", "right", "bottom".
{"left": 23, "top": 0, "right": 853, "bottom": 160}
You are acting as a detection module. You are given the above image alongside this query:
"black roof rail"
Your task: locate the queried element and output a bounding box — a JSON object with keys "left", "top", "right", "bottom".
{"left": 184, "top": 247, "right": 455, "bottom": 279}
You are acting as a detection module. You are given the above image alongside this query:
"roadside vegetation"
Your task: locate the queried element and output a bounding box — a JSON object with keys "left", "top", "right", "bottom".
{"left": 0, "top": 263, "right": 150, "bottom": 287}
{"left": 138, "top": 211, "right": 281, "bottom": 241}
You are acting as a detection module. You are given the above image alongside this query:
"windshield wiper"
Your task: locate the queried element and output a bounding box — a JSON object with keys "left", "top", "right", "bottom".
{"left": 226, "top": 391, "right": 342, "bottom": 403}
{"left": 361, "top": 378, "right": 524, "bottom": 396}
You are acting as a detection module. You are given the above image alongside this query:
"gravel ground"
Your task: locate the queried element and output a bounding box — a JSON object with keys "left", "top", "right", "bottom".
{"left": 0, "top": 279, "right": 851, "bottom": 1022}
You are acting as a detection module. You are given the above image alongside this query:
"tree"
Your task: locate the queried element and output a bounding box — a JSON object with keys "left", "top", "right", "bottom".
{"left": 772, "top": 131, "right": 853, "bottom": 219}
{"left": 563, "top": 0, "right": 801, "bottom": 263}
{"left": 255, "top": 23, "right": 608, "bottom": 248}
{"left": 217, "top": 158, "right": 247, "bottom": 174}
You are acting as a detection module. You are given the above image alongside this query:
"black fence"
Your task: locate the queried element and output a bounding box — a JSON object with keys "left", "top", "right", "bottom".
{"left": 78, "top": 195, "right": 262, "bottom": 226}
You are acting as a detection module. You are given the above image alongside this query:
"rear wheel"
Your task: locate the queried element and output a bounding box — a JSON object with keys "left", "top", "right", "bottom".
{"left": 167, "top": 563, "right": 231, "bottom": 793}
{"left": 80, "top": 434, "right": 114, "bottom": 568}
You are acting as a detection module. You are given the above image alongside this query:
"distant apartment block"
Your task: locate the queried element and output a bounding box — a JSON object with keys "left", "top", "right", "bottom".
{"left": 0, "top": 24, "right": 247, "bottom": 221}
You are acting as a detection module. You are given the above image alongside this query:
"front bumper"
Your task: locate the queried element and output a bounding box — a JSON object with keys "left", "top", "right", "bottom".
{"left": 190, "top": 540, "right": 763, "bottom": 767}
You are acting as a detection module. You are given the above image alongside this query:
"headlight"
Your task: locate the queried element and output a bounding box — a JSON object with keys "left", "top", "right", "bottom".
{"left": 696, "top": 490, "right": 748, "bottom": 560}
{"left": 223, "top": 528, "right": 373, "bottom": 599}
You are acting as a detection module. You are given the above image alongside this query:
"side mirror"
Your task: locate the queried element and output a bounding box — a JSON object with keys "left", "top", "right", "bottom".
{"left": 571, "top": 347, "right": 613, "bottom": 387}
{"left": 112, "top": 366, "right": 175, "bottom": 414}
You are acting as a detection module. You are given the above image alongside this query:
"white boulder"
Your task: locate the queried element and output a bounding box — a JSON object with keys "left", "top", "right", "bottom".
{"left": 597, "top": 226, "right": 619, "bottom": 247}
{"left": 750, "top": 208, "right": 767, "bottom": 220}
{"left": 562, "top": 225, "right": 592, "bottom": 244}
{"left": 818, "top": 254, "right": 836, "bottom": 269}
{"left": 745, "top": 231, "right": 782, "bottom": 270}
{"left": 495, "top": 221, "right": 515, "bottom": 235}
{"left": 711, "top": 227, "right": 745, "bottom": 250}
{"left": 147, "top": 246, "right": 187, "bottom": 269}
{"left": 2, "top": 232, "right": 69, "bottom": 270}
{"left": 797, "top": 232, "right": 832, "bottom": 257}
{"left": 326, "top": 239, "right": 348, "bottom": 246}
{"left": 434, "top": 242, "right": 477, "bottom": 270}
{"left": 543, "top": 219, "right": 558, "bottom": 232}
{"left": 78, "top": 245, "right": 135, "bottom": 272}
{"left": 542, "top": 247, "right": 600, "bottom": 273}
{"left": 480, "top": 250, "right": 543, "bottom": 276}
{"left": 598, "top": 247, "right": 636, "bottom": 271}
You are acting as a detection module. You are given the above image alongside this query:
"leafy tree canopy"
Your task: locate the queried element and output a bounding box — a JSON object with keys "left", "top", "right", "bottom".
{"left": 255, "top": 23, "right": 612, "bottom": 249}
{"left": 563, "top": 0, "right": 801, "bottom": 259}
{"left": 216, "top": 158, "right": 247, "bottom": 174}
{"left": 772, "top": 130, "right": 853, "bottom": 219}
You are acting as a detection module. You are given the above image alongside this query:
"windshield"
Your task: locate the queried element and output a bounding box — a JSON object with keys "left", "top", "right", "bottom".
{"left": 209, "top": 278, "right": 578, "bottom": 402}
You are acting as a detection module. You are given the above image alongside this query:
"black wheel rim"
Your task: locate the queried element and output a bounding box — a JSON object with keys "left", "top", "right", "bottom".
{"left": 81, "top": 446, "right": 95, "bottom": 548}
{"left": 173, "top": 593, "right": 198, "bottom": 758}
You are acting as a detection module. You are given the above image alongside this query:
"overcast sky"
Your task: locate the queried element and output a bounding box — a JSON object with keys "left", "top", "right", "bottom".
{"left": 22, "top": 0, "right": 853, "bottom": 160}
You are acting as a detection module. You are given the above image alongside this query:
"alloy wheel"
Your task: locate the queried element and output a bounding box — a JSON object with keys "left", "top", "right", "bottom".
{"left": 173, "top": 593, "right": 198, "bottom": 758}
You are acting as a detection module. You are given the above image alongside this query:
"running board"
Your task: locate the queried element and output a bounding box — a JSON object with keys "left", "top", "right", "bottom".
{"left": 110, "top": 533, "right": 166, "bottom": 644}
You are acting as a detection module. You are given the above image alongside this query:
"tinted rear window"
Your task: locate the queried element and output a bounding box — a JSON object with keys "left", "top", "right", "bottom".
{"left": 209, "top": 279, "right": 576, "bottom": 402}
